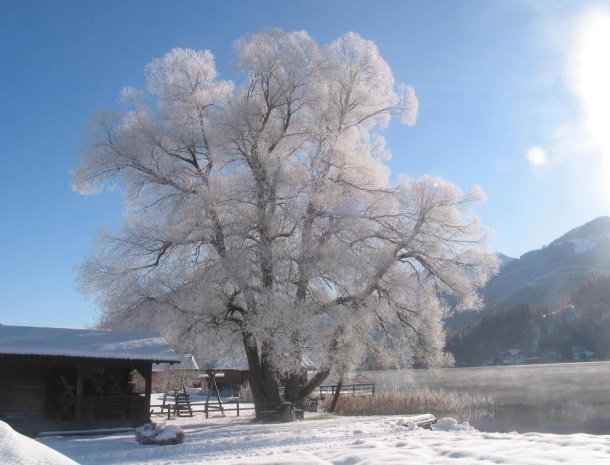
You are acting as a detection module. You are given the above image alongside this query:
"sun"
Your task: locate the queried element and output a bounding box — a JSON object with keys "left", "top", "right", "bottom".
{"left": 526, "top": 146, "right": 547, "bottom": 167}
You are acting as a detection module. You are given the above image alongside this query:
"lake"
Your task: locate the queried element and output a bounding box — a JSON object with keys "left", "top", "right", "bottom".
{"left": 367, "top": 361, "right": 610, "bottom": 434}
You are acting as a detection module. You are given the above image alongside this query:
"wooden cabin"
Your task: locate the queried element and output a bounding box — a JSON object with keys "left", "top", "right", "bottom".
{"left": 152, "top": 353, "right": 200, "bottom": 392}
{"left": 199, "top": 368, "right": 250, "bottom": 397}
{"left": 198, "top": 355, "right": 316, "bottom": 397}
{"left": 131, "top": 353, "right": 200, "bottom": 393}
{"left": 0, "top": 325, "right": 179, "bottom": 435}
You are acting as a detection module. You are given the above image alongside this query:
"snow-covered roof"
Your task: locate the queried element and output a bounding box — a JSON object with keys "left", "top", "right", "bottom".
{"left": 201, "top": 354, "right": 317, "bottom": 372}
{"left": 204, "top": 360, "right": 249, "bottom": 371}
{"left": 153, "top": 353, "right": 199, "bottom": 372}
{"left": 0, "top": 325, "right": 180, "bottom": 363}
{"left": 199, "top": 372, "right": 225, "bottom": 379}
{"left": 301, "top": 354, "right": 317, "bottom": 371}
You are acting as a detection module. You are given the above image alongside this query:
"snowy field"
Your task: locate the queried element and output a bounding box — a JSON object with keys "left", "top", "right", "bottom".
{"left": 34, "top": 413, "right": 610, "bottom": 465}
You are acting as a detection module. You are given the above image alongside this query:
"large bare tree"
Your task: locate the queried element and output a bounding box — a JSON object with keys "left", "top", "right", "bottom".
{"left": 74, "top": 29, "right": 497, "bottom": 415}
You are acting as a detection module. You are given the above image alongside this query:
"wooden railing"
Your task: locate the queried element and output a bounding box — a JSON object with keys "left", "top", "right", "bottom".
{"left": 150, "top": 399, "right": 255, "bottom": 419}
{"left": 318, "top": 383, "right": 375, "bottom": 397}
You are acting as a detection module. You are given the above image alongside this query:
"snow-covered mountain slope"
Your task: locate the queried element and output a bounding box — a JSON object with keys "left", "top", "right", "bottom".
{"left": 448, "top": 216, "right": 610, "bottom": 329}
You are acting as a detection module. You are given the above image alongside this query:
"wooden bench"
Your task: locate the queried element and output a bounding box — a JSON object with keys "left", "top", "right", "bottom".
{"left": 150, "top": 390, "right": 193, "bottom": 419}
{"left": 173, "top": 391, "right": 193, "bottom": 417}
{"left": 304, "top": 399, "right": 318, "bottom": 412}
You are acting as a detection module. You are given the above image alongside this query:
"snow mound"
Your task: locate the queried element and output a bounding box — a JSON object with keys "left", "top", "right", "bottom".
{"left": 0, "top": 420, "right": 79, "bottom": 465}
{"left": 432, "top": 417, "right": 476, "bottom": 432}
{"left": 395, "top": 418, "right": 421, "bottom": 431}
{"left": 135, "top": 422, "right": 184, "bottom": 445}
{"left": 155, "top": 426, "right": 184, "bottom": 443}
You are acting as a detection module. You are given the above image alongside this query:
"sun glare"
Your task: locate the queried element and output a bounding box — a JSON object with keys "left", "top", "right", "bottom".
{"left": 575, "top": 10, "right": 610, "bottom": 172}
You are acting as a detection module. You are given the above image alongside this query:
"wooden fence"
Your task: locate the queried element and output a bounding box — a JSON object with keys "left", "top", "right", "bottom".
{"left": 318, "top": 383, "right": 375, "bottom": 397}
{"left": 150, "top": 400, "right": 256, "bottom": 419}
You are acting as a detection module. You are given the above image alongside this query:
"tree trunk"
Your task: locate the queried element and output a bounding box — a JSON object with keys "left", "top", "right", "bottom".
{"left": 242, "top": 329, "right": 331, "bottom": 416}
{"left": 299, "top": 367, "right": 330, "bottom": 400}
{"left": 260, "top": 339, "right": 281, "bottom": 404}
{"left": 328, "top": 377, "right": 343, "bottom": 413}
{"left": 283, "top": 373, "right": 303, "bottom": 405}
{"left": 242, "top": 330, "right": 282, "bottom": 418}
{"left": 284, "top": 367, "right": 330, "bottom": 408}
{"left": 241, "top": 330, "right": 266, "bottom": 416}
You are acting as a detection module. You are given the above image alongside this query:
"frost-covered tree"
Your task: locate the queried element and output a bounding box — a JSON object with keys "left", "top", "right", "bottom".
{"left": 74, "top": 29, "right": 497, "bottom": 415}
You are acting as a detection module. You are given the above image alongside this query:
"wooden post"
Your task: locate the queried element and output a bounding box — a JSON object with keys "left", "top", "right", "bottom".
{"left": 212, "top": 373, "right": 225, "bottom": 416}
{"left": 143, "top": 364, "right": 152, "bottom": 422}
{"left": 205, "top": 374, "right": 211, "bottom": 418}
{"left": 328, "top": 378, "right": 343, "bottom": 413}
{"left": 236, "top": 400, "right": 240, "bottom": 417}
{"left": 203, "top": 370, "right": 225, "bottom": 418}
{"left": 75, "top": 366, "right": 84, "bottom": 421}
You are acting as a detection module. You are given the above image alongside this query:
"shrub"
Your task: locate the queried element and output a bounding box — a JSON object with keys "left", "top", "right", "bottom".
{"left": 135, "top": 422, "right": 185, "bottom": 445}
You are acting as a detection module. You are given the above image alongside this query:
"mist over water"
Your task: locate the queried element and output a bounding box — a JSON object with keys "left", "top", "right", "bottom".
{"left": 367, "top": 361, "right": 610, "bottom": 434}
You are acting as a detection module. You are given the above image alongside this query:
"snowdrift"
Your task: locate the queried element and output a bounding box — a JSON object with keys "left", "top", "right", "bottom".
{"left": 0, "top": 420, "right": 79, "bottom": 465}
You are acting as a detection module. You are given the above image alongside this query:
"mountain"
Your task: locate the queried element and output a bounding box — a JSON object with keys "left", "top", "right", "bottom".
{"left": 447, "top": 275, "right": 610, "bottom": 366}
{"left": 495, "top": 252, "right": 516, "bottom": 268}
{"left": 484, "top": 216, "right": 610, "bottom": 309}
{"left": 447, "top": 216, "right": 610, "bottom": 329}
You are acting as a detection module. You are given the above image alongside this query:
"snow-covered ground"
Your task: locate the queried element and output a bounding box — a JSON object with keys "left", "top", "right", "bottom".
{"left": 37, "top": 412, "right": 610, "bottom": 464}
{"left": 1, "top": 420, "right": 78, "bottom": 465}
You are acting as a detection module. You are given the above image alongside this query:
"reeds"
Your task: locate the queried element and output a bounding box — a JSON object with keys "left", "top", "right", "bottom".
{"left": 327, "top": 386, "right": 494, "bottom": 418}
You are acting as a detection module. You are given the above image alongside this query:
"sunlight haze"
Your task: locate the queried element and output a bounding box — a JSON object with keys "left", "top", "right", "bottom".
{"left": 573, "top": 8, "right": 610, "bottom": 201}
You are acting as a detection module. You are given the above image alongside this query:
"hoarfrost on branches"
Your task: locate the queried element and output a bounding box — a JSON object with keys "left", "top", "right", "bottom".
{"left": 74, "top": 29, "right": 497, "bottom": 413}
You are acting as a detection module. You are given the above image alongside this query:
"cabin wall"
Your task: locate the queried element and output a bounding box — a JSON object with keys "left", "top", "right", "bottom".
{"left": 0, "top": 356, "right": 46, "bottom": 432}
{"left": 223, "top": 370, "right": 249, "bottom": 386}
{"left": 0, "top": 354, "right": 152, "bottom": 435}
{"left": 199, "top": 370, "right": 250, "bottom": 397}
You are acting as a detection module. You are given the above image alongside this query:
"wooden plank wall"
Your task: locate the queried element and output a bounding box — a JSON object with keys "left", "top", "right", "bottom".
{"left": 0, "top": 354, "right": 153, "bottom": 435}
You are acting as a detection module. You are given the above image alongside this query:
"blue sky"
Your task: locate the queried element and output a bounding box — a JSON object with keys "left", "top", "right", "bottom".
{"left": 1, "top": 0, "right": 609, "bottom": 328}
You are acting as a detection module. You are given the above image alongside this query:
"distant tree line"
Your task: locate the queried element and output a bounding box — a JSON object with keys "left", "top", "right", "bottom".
{"left": 446, "top": 275, "right": 610, "bottom": 365}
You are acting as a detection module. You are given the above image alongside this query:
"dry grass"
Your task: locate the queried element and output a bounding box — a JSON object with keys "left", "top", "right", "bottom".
{"left": 327, "top": 386, "right": 494, "bottom": 418}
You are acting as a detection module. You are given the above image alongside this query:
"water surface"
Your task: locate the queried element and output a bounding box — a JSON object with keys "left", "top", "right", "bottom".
{"left": 367, "top": 361, "right": 610, "bottom": 434}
